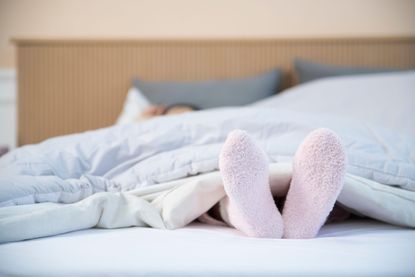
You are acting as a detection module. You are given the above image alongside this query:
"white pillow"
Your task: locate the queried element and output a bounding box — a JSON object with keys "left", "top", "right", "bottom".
{"left": 254, "top": 71, "right": 415, "bottom": 136}
{"left": 116, "top": 87, "right": 151, "bottom": 125}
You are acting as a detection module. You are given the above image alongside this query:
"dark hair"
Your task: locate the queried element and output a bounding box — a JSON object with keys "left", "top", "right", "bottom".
{"left": 164, "top": 103, "right": 200, "bottom": 114}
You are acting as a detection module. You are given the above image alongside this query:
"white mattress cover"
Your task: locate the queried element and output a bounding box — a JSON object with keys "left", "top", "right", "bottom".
{"left": 0, "top": 219, "right": 414, "bottom": 276}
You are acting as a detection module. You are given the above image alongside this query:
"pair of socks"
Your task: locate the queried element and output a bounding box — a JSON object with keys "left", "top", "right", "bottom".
{"left": 218, "top": 128, "right": 346, "bottom": 239}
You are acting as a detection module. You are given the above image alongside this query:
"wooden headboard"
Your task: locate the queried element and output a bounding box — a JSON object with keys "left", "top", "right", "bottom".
{"left": 13, "top": 37, "right": 415, "bottom": 146}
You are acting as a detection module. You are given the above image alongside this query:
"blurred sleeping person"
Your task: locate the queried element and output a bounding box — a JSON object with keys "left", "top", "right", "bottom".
{"left": 136, "top": 103, "right": 347, "bottom": 239}
{"left": 136, "top": 104, "right": 199, "bottom": 121}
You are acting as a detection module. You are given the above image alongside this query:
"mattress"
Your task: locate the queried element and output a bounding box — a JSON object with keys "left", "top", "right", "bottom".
{"left": 0, "top": 219, "right": 414, "bottom": 276}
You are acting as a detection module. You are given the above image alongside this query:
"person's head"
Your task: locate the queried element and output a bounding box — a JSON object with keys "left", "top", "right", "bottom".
{"left": 164, "top": 103, "right": 199, "bottom": 115}
{"left": 137, "top": 103, "right": 199, "bottom": 122}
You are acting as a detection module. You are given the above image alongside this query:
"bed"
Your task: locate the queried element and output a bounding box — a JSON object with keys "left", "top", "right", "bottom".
{"left": 1, "top": 220, "right": 414, "bottom": 276}
{"left": 0, "top": 37, "right": 415, "bottom": 276}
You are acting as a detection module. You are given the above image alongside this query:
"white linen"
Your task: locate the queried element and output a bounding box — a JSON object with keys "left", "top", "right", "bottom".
{"left": 1, "top": 164, "right": 414, "bottom": 243}
{"left": 116, "top": 87, "right": 151, "bottom": 125}
{"left": 0, "top": 219, "right": 414, "bottom": 276}
{"left": 254, "top": 71, "right": 415, "bottom": 136}
{"left": 1, "top": 107, "right": 414, "bottom": 207}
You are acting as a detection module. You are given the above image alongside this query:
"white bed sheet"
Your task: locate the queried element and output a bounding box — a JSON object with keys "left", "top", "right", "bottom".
{"left": 0, "top": 219, "right": 414, "bottom": 276}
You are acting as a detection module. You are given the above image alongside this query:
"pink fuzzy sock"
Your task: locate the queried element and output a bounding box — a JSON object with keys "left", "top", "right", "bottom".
{"left": 282, "top": 128, "right": 346, "bottom": 239}
{"left": 219, "top": 130, "right": 283, "bottom": 238}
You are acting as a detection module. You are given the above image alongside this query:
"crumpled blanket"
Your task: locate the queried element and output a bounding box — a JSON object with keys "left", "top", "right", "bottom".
{"left": 1, "top": 163, "right": 414, "bottom": 243}
{"left": 1, "top": 107, "right": 415, "bottom": 243}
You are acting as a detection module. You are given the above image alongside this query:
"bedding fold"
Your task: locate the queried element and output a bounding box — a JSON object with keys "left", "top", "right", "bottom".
{"left": 1, "top": 163, "right": 414, "bottom": 244}
{"left": 1, "top": 108, "right": 414, "bottom": 191}
{"left": 1, "top": 107, "right": 415, "bottom": 243}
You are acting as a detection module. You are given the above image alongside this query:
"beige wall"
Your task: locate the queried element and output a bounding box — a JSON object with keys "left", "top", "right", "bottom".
{"left": 1, "top": 0, "right": 415, "bottom": 69}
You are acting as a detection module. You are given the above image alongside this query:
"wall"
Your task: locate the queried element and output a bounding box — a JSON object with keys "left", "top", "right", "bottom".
{"left": 1, "top": 0, "right": 415, "bottom": 69}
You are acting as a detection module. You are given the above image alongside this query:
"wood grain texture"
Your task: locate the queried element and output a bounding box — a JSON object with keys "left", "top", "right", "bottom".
{"left": 14, "top": 38, "right": 415, "bottom": 145}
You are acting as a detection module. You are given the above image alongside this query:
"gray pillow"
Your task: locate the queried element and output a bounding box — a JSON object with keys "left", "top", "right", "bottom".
{"left": 295, "top": 59, "right": 403, "bottom": 84}
{"left": 132, "top": 69, "right": 282, "bottom": 109}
